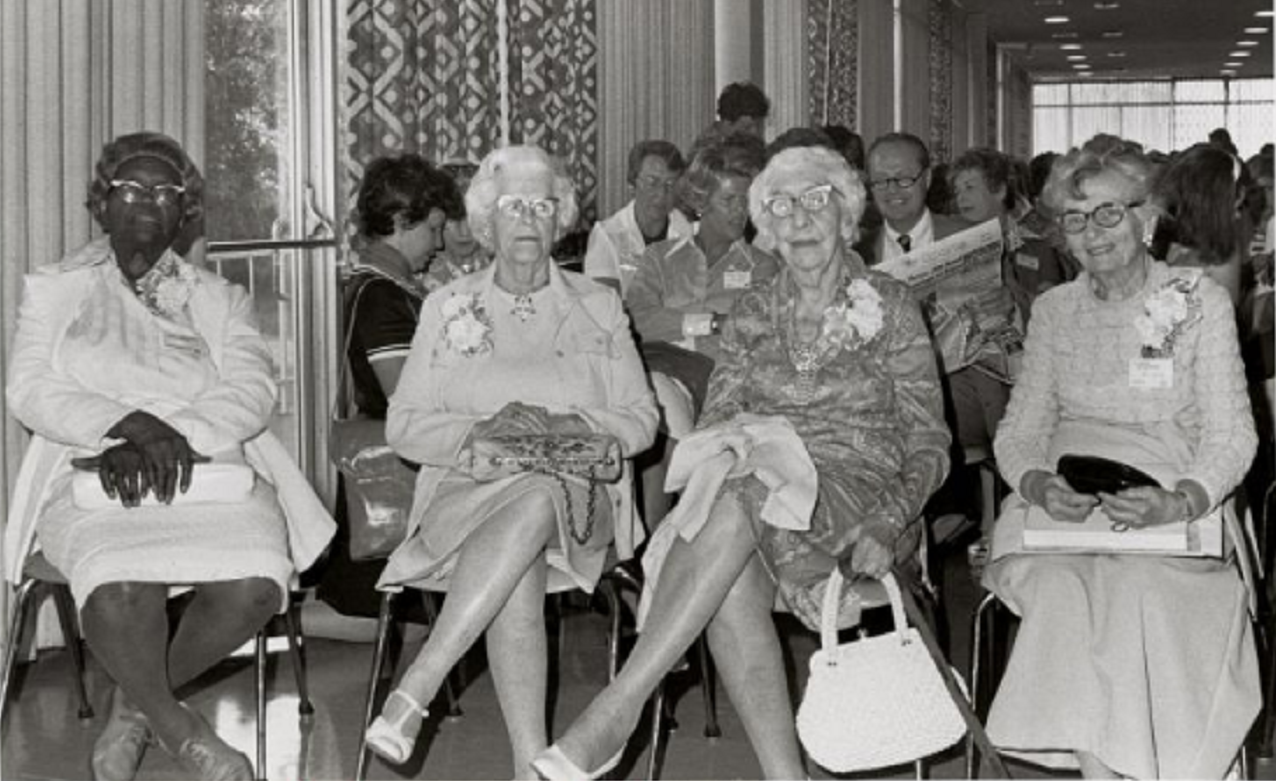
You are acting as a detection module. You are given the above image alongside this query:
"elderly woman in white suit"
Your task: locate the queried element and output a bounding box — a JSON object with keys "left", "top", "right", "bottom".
{"left": 363, "top": 145, "right": 658, "bottom": 778}
{"left": 4, "top": 131, "right": 333, "bottom": 781}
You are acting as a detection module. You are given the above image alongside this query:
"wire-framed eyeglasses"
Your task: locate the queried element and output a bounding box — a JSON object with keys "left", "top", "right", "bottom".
{"left": 496, "top": 195, "right": 559, "bottom": 220}
{"left": 109, "top": 179, "right": 186, "bottom": 207}
{"left": 1058, "top": 201, "right": 1143, "bottom": 234}
{"left": 761, "top": 184, "right": 837, "bottom": 219}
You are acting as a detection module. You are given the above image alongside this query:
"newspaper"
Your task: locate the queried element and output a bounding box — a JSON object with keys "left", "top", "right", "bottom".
{"left": 877, "top": 218, "right": 1024, "bottom": 381}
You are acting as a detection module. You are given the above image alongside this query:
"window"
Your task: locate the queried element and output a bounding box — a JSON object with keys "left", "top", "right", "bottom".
{"left": 204, "top": 0, "right": 340, "bottom": 500}
{"left": 1032, "top": 78, "right": 1275, "bottom": 158}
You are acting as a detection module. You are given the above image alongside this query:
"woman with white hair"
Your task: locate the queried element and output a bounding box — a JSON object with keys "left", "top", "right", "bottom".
{"left": 364, "top": 145, "right": 658, "bottom": 777}
{"left": 533, "top": 146, "right": 951, "bottom": 779}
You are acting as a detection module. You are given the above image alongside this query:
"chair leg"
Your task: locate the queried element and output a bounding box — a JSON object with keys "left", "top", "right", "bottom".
{"left": 280, "top": 603, "right": 313, "bottom": 717}
{"left": 966, "top": 591, "right": 998, "bottom": 779}
{"left": 51, "top": 584, "right": 94, "bottom": 720}
{"left": 255, "top": 627, "right": 268, "bottom": 781}
{"left": 0, "top": 578, "right": 39, "bottom": 730}
{"left": 696, "top": 635, "right": 720, "bottom": 739}
{"left": 356, "top": 592, "right": 396, "bottom": 781}
{"left": 600, "top": 579, "right": 623, "bottom": 682}
{"left": 647, "top": 680, "right": 667, "bottom": 781}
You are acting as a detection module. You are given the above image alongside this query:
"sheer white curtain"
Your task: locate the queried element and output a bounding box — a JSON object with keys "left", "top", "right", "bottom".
{"left": 596, "top": 0, "right": 715, "bottom": 218}
{"left": 0, "top": 0, "right": 204, "bottom": 645}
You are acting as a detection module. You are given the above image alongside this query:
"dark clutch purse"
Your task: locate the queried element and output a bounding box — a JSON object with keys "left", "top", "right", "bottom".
{"left": 469, "top": 433, "right": 621, "bottom": 544}
{"left": 1056, "top": 454, "right": 1161, "bottom": 495}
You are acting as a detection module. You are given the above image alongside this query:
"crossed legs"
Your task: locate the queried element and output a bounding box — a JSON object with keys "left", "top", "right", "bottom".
{"left": 80, "top": 577, "right": 280, "bottom": 751}
{"left": 375, "top": 484, "right": 558, "bottom": 778}
{"left": 547, "top": 490, "right": 806, "bottom": 779}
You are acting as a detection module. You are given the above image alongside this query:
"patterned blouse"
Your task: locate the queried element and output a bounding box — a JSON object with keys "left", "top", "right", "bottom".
{"left": 701, "top": 252, "right": 951, "bottom": 567}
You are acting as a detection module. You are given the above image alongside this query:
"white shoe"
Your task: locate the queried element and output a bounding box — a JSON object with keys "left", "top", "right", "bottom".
{"left": 365, "top": 689, "right": 428, "bottom": 765}
{"left": 531, "top": 744, "right": 624, "bottom": 781}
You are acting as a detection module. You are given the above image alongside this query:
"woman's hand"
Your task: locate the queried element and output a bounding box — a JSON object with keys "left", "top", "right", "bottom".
{"left": 96, "top": 443, "right": 149, "bottom": 507}
{"left": 105, "top": 411, "right": 206, "bottom": 503}
{"left": 844, "top": 535, "right": 894, "bottom": 581}
{"left": 1023, "top": 470, "right": 1098, "bottom": 523}
{"left": 1098, "top": 486, "right": 1189, "bottom": 528}
{"left": 470, "top": 402, "right": 554, "bottom": 440}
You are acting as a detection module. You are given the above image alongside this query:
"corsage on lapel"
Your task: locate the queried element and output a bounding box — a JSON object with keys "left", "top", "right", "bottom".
{"left": 442, "top": 292, "right": 494, "bottom": 356}
{"left": 132, "top": 253, "right": 200, "bottom": 319}
{"left": 1134, "top": 275, "right": 1202, "bottom": 358}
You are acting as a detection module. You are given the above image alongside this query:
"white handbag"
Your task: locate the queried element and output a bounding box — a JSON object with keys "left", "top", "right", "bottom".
{"left": 795, "top": 568, "right": 968, "bottom": 773}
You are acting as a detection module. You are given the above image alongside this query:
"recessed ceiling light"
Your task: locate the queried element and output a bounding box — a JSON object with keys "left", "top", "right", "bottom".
{"left": 1067, "top": 54, "right": 1088, "bottom": 60}
{"left": 1094, "top": 1, "right": 1120, "bottom": 8}
{"left": 1225, "top": 61, "right": 1244, "bottom": 68}
{"left": 1237, "top": 40, "right": 1259, "bottom": 46}
{"left": 1107, "top": 51, "right": 1126, "bottom": 58}
{"left": 1073, "top": 63, "right": 1092, "bottom": 69}
{"left": 1060, "top": 43, "right": 1084, "bottom": 50}
{"left": 1243, "top": 27, "right": 1268, "bottom": 34}
{"left": 1032, "top": 0, "right": 1064, "bottom": 5}
{"left": 1044, "top": 15, "right": 1071, "bottom": 24}
{"left": 1230, "top": 50, "right": 1253, "bottom": 57}
{"left": 1101, "top": 30, "right": 1125, "bottom": 38}
{"left": 1221, "top": 69, "right": 1238, "bottom": 76}
{"left": 1257, "top": 10, "right": 1274, "bottom": 18}
{"left": 1051, "top": 31, "right": 1080, "bottom": 39}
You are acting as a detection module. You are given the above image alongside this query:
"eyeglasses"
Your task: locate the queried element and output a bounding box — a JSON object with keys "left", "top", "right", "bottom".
{"left": 761, "top": 184, "right": 837, "bottom": 218}
{"left": 868, "top": 170, "right": 927, "bottom": 192}
{"left": 635, "top": 175, "right": 679, "bottom": 193}
{"left": 1057, "top": 201, "right": 1143, "bottom": 234}
{"left": 496, "top": 194, "right": 558, "bottom": 220}
{"left": 109, "top": 179, "right": 186, "bottom": 207}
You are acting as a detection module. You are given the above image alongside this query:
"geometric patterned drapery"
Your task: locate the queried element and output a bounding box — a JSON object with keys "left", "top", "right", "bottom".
{"left": 506, "top": 0, "right": 600, "bottom": 222}
{"left": 341, "top": 0, "right": 600, "bottom": 232}
{"left": 807, "top": 0, "right": 858, "bottom": 131}
{"left": 928, "top": 0, "right": 954, "bottom": 163}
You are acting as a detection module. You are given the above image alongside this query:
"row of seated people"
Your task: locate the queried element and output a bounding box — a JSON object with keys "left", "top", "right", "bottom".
{"left": 4, "top": 120, "right": 1265, "bottom": 781}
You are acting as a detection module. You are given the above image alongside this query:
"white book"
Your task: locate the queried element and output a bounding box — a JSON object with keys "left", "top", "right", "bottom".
{"left": 1021, "top": 503, "right": 1222, "bottom": 557}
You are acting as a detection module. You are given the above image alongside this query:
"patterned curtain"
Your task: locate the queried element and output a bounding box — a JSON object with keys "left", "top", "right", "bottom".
{"left": 928, "top": 0, "right": 953, "bottom": 163}
{"left": 342, "top": 0, "right": 600, "bottom": 229}
{"left": 505, "top": 0, "right": 600, "bottom": 223}
{"left": 807, "top": 0, "right": 858, "bottom": 130}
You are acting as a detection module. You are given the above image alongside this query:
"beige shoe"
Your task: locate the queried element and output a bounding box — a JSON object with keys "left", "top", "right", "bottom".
{"left": 162, "top": 707, "right": 253, "bottom": 781}
{"left": 365, "top": 689, "right": 429, "bottom": 765}
{"left": 91, "top": 686, "right": 151, "bottom": 781}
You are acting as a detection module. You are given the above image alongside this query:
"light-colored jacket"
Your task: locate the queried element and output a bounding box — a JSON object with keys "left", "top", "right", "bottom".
{"left": 583, "top": 200, "right": 692, "bottom": 297}
{"left": 4, "top": 238, "right": 335, "bottom": 585}
{"left": 386, "top": 262, "right": 659, "bottom": 561}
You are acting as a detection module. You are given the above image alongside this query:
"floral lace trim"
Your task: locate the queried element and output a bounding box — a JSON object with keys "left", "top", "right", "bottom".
{"left": 441, "top": 292, "right": 494, "bottom": 356}
{"left": 1134, "top": 274, "right": 1202, "bottom": 358}
{"left": 128, "top": 253, "right": 199, "bottom": 319}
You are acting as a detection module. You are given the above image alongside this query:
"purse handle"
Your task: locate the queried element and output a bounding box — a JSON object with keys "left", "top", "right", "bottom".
{"left": 819, "top": 568, "right": 909, "bottom": 652}
{"left": 331, "top": 271, "right": 419, "bottom": 422}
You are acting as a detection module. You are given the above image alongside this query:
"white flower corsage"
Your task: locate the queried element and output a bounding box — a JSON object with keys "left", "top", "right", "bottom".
{"left": 132, "top": 254, "right": 199, "bottom": 319}
{"left": 1134, "top": 276, "right": 1201, "bottom": 358}
{"left": 441, "top": 292, "right": 494, "bottom": 356}
{"left": 821, "top": 278, "right": 884, "bottom": 350}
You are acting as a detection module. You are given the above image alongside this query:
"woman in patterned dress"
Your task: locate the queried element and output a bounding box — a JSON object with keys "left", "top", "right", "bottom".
{"left": 4, "top": 132, "right": 334, "bottom": 780}
{"left": 984, "top": 136, "right": 1258, "bottom": 778}
{"left": 533, "top": 146, "right": 951, "bottom": 780}
{"left": 362, "top": 145, "right": 658, "bottom": 778}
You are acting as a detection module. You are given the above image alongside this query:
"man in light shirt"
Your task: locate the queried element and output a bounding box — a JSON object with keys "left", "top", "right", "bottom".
{"left": 584, "top": 140, "right": 692, "bottom": 297}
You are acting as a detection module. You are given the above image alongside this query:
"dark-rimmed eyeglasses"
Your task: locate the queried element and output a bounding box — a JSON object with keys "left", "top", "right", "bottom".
{"left": 496, "top": 194, "right": 558, "bottom": 220}
{"left": 1058, "top": 201, "right": 1143, "bottom": 234}
{"left": 761, "top": 184, "right": 837, "bottom": 218}
{"left": 109, "top": 179, "right": 186, "bottom": 207}
{"left": 635, "top": 174, "right": 679, "bottom": 193}
{"left": 868, "top": 170, "right": 927, "bottom": 192}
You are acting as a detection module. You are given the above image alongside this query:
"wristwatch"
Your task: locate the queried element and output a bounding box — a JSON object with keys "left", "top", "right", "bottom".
{"left": 710, "top": 313, "right": 723, "bottom": 335}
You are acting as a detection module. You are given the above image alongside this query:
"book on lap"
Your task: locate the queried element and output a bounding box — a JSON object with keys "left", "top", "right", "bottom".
{"left": 1021, "top": 503, "right": 1223, "bottom": 557}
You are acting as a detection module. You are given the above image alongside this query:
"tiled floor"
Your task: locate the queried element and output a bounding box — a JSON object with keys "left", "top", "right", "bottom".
{"left": 1, "top": 539, "right": 1268, "bottom": 780}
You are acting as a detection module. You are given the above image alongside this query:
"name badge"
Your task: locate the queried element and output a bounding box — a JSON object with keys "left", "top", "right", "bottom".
{"left": 723, "top": 270, "right": 751, "bottom": 289}
{"left": 163, "top": 332, "right": 206, "bottom": 357}
{"left": 683, "top": 312, "right": 714, "bottom": 338}
{"left": 1128, "top": 357, "right": 1173, "bottom": 389}
{"left": 1014, "top": 253, "right": 1040, "bottom": 271}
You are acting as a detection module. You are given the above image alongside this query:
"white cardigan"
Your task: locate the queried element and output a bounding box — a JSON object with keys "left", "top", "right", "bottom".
{"left": 4, "top": 238, "right": 334, "bottom": 586}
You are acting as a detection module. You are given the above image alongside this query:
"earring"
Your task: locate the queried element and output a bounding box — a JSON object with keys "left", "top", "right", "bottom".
{"left": 1142, "top": 216, "right": 1157, "bottom": 248}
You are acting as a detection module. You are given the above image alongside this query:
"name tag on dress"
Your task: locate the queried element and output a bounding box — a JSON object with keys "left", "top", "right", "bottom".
{"left": 723, "top": 270, "right": 751, "bottom": 289}
{"left": 163, "top": 332, "right": 207, "bottom": 357}
{"left": 1129, "top": 357, "right": 1173, "bottom": 389}
{"left": 1014, "top": 253, "right": 1040, "bottom": 271}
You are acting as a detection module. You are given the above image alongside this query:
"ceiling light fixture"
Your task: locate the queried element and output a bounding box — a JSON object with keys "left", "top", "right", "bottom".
{"left": 1060, "top": 43, "right": 1084, "bottom": 50}
{"left": 1094, "top": 1, "right": 1120, "bottom": 8}
{"left": 1243, "top": 27, "right": 1268, "bottom": 34}
{"left": 1221, "top": 69, "right": 1238, "bottom": 76}
{"left": 1106, "top": 51, "right": 1126, "bottom": 58}
{"left": 1257, "top": 10, "right": 1274, "bottom": 18}
{"left": 1044, "top": 15, "right": 1071, "bottom": 24}
{"left": 1225, "top": 61, "right": 1244, "bottom": 68}
{"left": 1032, "top": 0, "right": 1064, "bottom": 6}
{"left": 1101, "top": 30, "right": 1125, "bottom": 38}
{"left": 1052, "top": 31, "right": 1080, "bottom": 39}
{"left": 1067, "top": 54, "right": 1087, "bottom": 60}
{"left": 1073, "top": 63, "right": 1092, "bottom": 69}
{"left": 1230, "top": 50, "right": 1253, "bottom": 57}
{"left": 1237, "top": 40, "right": 1259, "bottom": 46}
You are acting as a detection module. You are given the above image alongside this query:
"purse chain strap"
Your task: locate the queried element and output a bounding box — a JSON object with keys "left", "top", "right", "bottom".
{"left": 528, "top": 465, "right": 600, "bottom": 545}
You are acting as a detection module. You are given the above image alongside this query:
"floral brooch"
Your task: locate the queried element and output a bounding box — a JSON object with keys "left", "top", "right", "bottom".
{"left": 821, "top": 278, "right": 885, "bottom": 350}
{"left": 1134, "top": 275, "right": 1201, "bottom": 359}
{"left": 441, "top": 292, "right": 494, "bottom": 356}
{"left": 132, "top": 254, "right": 199, "bottom": 319}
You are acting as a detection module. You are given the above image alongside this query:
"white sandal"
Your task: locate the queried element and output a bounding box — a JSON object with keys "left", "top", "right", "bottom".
{"left": 365, "top": 689, "right": 429, "bottom": 765}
